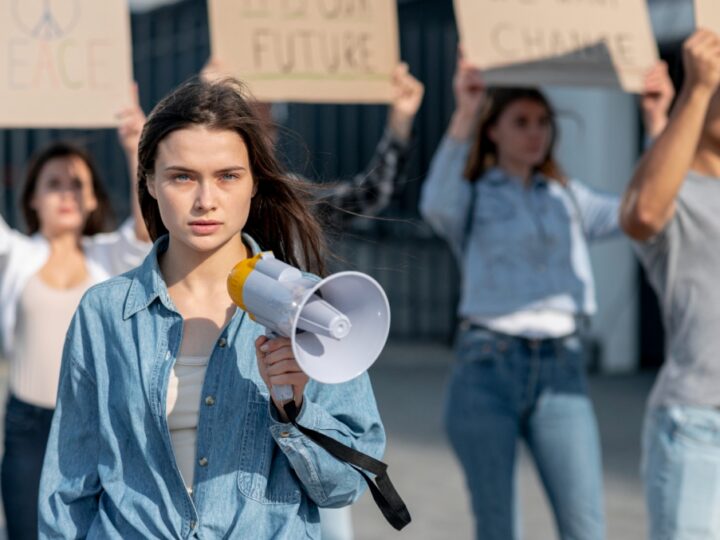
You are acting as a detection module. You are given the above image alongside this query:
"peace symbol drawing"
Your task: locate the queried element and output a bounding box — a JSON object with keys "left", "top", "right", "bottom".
{"left": 11, "top": 0, "right": 81, "bottom": 41}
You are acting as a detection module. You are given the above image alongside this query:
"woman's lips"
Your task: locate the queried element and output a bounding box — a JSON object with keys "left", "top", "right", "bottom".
{"left": 189, "top": 220, "right": 222, "bottom": 235}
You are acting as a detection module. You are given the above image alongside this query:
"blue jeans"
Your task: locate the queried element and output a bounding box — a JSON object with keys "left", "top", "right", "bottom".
{"left": 444, "top": 327, "right": 605, "bottom": 540}
{"left": 643, "top": 406, "right": 720, "bottom": 540}
{"left": 1, "top": 395, "right": 55, "bottom": 540}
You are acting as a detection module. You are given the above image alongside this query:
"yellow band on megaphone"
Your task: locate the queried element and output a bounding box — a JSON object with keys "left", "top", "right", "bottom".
{"left": 227, "top": 252, "right": 264, "bottom": 312}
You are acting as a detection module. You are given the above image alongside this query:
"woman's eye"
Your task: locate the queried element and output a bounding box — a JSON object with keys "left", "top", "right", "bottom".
{"left": 173, "top": 174, "right": 192, "bottom": 182}
{"left": 221, "top": 173, "right": 239, "bottom": 182}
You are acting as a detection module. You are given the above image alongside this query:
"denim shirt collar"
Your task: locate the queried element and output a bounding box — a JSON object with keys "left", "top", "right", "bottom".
{"left": 123, "top": 232, "right": 262, "bottom": 320}
{"left": 484, "top": 166, "right": 549, "bottom": 189}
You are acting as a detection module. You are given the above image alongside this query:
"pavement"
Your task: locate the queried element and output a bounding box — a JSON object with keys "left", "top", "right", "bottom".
{"left": 0, "top": 344, "right": 655, "bottom": 539}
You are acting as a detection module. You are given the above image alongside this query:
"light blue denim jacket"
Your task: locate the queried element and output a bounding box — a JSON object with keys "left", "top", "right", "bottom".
{"left": 420, "top": 136, "right": 621, "bottom": 319}
{"left": 38, "top": 234, "right": 385, "bottom": 539}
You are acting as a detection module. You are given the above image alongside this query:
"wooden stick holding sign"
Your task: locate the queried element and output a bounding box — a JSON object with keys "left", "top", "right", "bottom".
{"left": 695, "top": 0, "right": 720, "bottom": 34}
{"left": 453, "top": 0, "right": 659, "bottom": 93}
{"left": 0, "top": 0, "right": 134, "bottom": 128}
{"left": 207, "top": 0, "right": 400, "bottom": 104}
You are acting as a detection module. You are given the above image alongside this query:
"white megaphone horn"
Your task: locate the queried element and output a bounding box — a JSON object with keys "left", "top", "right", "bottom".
{"left": 227, "top": 252, "right": 391, "bottom": 401}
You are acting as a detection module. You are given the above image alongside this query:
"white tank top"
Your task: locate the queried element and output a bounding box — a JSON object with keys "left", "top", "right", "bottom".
{"left": 166, "top": 355, "right": 209, "bottom": 492}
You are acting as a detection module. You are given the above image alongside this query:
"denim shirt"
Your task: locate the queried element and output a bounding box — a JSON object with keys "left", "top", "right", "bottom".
{"left": 38, "top": 234, "right": 386, "bottom": 539}
{"left": 419, "top": 136, "right": 621, "bottom": 319}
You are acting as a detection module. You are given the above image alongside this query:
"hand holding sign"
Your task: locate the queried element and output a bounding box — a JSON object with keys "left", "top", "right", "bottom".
{"left": 116, "top": 83, "right": 146, "bottom": 160}
{"left": 448, "top": 48, "right": 487, "bottom": 141}
{"left": 682, "top": 29, "right": 720, "bottom": 96}
{"left": 388, "top": 63, "right": 425, "bottom": 142}
{"left": 453, "top": 48, "right": 486, "bottom": 117}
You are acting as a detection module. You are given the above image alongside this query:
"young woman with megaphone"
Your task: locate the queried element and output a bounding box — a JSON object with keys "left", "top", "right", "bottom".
{"left": 419, "top": 49, "right": 674, "bottom": 539}
{"left": 38, "top": 76, "right": 407, "bottom": 538}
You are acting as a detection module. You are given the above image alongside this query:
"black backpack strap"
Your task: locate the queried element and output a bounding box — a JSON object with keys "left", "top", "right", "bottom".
{"left": 282, "top": 401, "right": 411, "bottom": 531}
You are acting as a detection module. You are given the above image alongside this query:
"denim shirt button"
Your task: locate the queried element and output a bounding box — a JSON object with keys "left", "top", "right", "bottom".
{"left": 204, "top": 395, "right": 216, "bottom": 406}
{"left": 198, "top": 457, "right": 208, "bottom": 467}
{"left": 279, "top": 431, "right": 290, "bottom": 438}
{"left": 218, "top": 337, "right": 228, "bottom": 348}
{"left": 189, "top": 520, "right": 197, "bottom": 529}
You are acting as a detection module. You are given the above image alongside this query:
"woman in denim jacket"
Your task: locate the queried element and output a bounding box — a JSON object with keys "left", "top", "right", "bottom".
{"left": 419, "top": 52, "right": 673, "bottom": 539}
{"left": 38, "top": 77, "right": 385, "bottom": 539}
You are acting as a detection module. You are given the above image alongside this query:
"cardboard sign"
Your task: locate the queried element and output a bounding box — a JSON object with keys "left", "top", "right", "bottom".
{"left": 0, "top": 0, "right": 134, "bottom": 128}
{"left": 453, "top": 0, "right": 659, "bottom": 93}
{"left": 695, "top": 0, "right": 720, "bottom": 34}
{"left": 208, "top": 0, "right": 400, "bottom": 104}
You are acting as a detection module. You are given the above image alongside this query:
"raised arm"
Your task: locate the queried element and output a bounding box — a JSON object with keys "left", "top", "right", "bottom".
{"left": 116, "top": 83, "right": 150, "bottom": 243}
{"left": 326, "top": 63, "right": 424, "bottom": 218}
{"left": 419, "top": 48, "right": 485, "bottom": 256}
{"left": 621, "top": 30, "right": 720, "bottom": 241}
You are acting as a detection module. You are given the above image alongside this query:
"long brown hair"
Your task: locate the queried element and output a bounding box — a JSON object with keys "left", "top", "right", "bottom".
{"left": 464, "top": 88, "right": 565, "bottom": 183}
{"left": 137, "top": 77, "right": 327, "bottom": 275}
{"left": 21, "top": 142, "right": 115, "bottom": 236}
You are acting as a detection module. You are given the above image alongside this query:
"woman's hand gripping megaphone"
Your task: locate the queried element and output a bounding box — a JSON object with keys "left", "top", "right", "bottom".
{"left": 254, "top": 335, "right": 307, "bottom": 419}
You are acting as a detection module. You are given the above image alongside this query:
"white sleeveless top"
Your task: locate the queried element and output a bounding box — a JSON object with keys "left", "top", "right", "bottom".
{"left": 166, "top": 355, "right": 210, "bottom": 492}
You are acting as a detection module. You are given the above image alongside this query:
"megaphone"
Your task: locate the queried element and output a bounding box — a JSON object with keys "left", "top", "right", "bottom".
{"left": 227, "top": 252, "right": 390, "bottom": 401}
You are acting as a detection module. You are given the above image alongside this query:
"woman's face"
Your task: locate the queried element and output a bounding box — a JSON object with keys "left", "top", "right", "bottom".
{"left": 31, "top": 155, "right": 98, "bottom": 236}
{"left": 148, "top": 125, "right": 255, "bottom": 254}
{"left": 489, "top": 98, "right": 553, "bottom": 170}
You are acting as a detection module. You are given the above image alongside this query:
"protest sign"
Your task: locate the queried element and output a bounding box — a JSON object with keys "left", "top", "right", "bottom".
{"left": 0, "top": 0, "right": 134, "bottom": 127}
{"left": 695, "top": 0, "right": 720, "bottom": 34}
{"left": 453, "top": 0, "right": 659, "bottom": 93}
{"left": 208, "top": 0, "right": 400, "bottom": 103}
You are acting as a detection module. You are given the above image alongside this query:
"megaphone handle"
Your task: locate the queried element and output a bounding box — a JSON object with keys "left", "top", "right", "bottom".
{"left": 264, "top": 330, "right": 295, "bottom": 403}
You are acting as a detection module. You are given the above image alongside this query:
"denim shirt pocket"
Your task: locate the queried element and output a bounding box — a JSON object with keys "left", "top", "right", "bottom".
{"left": 237, "top": 398, "right": 302, "bottom": 505}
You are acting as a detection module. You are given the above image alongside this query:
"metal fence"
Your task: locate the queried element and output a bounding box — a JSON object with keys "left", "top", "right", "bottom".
{"left": 0, "top": 0, "right": 462, "bottom": 343}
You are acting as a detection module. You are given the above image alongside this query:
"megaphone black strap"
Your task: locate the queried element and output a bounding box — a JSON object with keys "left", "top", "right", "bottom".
{"left": 282, "top": 401, "right": 411, "bottom": 531}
